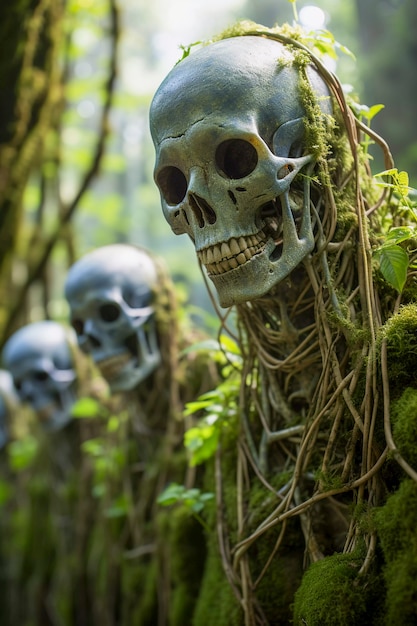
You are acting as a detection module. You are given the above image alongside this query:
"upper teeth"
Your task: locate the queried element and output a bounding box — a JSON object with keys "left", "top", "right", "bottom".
{"left": 198, "top": 230, "right": 266, "bottom": 275}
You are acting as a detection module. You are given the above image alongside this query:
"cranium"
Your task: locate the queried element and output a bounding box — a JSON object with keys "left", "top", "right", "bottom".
{"left": 64, "top": 244, "right": 161, "bottom": 392}
{"left": 0, "top": 369, "right": 18, "bottom": 449}
{"left": 150, "top": 35, "right": 331, "bottom": 307}
{"left": 2, "top": 321, "right": 77, "bottom": 431}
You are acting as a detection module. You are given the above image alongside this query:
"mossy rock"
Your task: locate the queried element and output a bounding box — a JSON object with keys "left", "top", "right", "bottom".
{"left": 292, "top": 551, "right": 383, "bottom": 625}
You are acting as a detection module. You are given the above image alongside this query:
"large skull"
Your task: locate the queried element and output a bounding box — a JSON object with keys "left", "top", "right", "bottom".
{"left": 64, "top": 244, "right": 161, "bottom": 392}
{"left": 150, "top": 35, "right": 332, "bottom": 307}
{"left": 2, "top": 321, "right": 77, "bottom": 431}
{"left": 0, "top": 370, "right": 18, "bottom": 449}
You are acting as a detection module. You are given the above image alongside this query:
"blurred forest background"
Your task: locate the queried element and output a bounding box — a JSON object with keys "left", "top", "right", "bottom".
{"left": 0, "top": 0, "right": 415, "bottom": 347}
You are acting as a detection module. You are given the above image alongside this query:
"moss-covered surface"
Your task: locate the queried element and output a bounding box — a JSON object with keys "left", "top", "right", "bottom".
{"left": 391, "top": 387, "right": 417, "bottom": 467}
{"left": 292, "top": 548, "right": 385, "bottom": 625}
{"left": 374, "top": 479, "right": 417, "bottom": 624}
{"left": 380, "top": 303, "right": 417, "bottom": 392}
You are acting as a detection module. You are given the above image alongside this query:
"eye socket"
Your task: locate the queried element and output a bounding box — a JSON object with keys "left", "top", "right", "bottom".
{"left": 34, "top": 370, "right": 49, "bottom": 382}
{"left": 216, "top": 139, "right": 258, "bottom": 179}
{"left": 71, "top": 319, "right": 84, "bottom": 336}
{"left": 157, "top": 166, "right": 188, "bottom": 205}
{"left": 99, "top": 303, "right": 121, "bottom": 323}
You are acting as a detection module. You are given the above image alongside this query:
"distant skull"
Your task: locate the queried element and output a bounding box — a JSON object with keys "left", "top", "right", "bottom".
{"left": 64, "top": 244, "right": 161, "bottom": 392}
{"left": 2, "top": 321, "right": 77, "bottom": 430}
{"left": 0, "top": 370, "right": 18, "bottom": 449}
{"left": 150, "top": 35, "right": 332, "bottom": 307}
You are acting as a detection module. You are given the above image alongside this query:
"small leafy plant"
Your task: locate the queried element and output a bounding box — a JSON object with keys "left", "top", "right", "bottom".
{"left": 157, "top": 483, "right": 214, "bottom": 532}
{"left": 373, "top": 168, "right": 417, "bottom": 293}
{"left": 182, "top": 333, "right": 242, "bottom": 466}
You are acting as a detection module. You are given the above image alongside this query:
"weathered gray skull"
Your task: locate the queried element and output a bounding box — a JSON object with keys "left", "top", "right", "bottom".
{"left": 0, "top": 370, "right": 18, "bottom": 449}
{"left": 150, "top": 35, "right": 332, "bottom": 307}
{"left": 64, "top": 244, "right": 161, "bottom": 392}
{"left": 2, "top": 321, "right": 77, "bottom": 431}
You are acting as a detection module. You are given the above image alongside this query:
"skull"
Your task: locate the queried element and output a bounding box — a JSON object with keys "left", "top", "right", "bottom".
{"left": 2, "top": 321, "right": 77, "bottom": 431}
{"left": 64, "top": 244, "right": 161, "bottom": 392}
{"left": 150, "top": 35, "right": 332, "bottom": 307}
{"left": 0, "top": 370, "right": 18, "bottom": 449}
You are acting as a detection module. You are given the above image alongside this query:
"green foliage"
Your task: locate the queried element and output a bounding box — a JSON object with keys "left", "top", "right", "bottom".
{"left": 303, "top": 29, "right": 355, "bottom": 62}
{"left": 80, "top": 408, "right": 130, "bottom": 519}
{"left": 351, "top": 102, "right": 385, "bottom": 157}
{"left": 71, "top": 395, "right": 102, "bottom": 418}
{"left": 373, "top": 168, "right": 417, "bottom": 292}
{"left": 182, "top": 333, "right": 241, "bottom": 466}
{"left": 288, "top": 0, "right": 355, "bottom": 62}
{"left": 157, "top": 483, "right": 214, "bottom": 533}
{"left": 157, "top": 483, "right": 214, "bottom": 514}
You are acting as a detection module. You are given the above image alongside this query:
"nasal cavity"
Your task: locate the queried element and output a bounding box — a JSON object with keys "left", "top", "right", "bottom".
{"left": 188, "top": 193, "right": 217, "bottom": 227}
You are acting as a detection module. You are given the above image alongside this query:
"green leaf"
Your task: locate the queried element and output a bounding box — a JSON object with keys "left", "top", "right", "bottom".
{"left": 71, "top": 396, "right": 101, "bottom": 418}
{"left": 184, "top": 422, "right": 220, "bottom": 466}
{"left": 157, "top": 483, "right": 214, "bottom": 515}
{"left": 8, "top": 437, "right": 38, "bottom": 471}
{"left": 157, "top": 483, "right": 186, "bottom": 506}
{"left": 360, "top": 104, "right": 384, "bottom": 123}
{"left": 377, "top": 244, "right": 409, "bottom": 293}
{"left": 81, "top": 437, "right": 105, "bottom": 457}
{"left": 383, "top": 226, "right": 415, "bottom": 245}
{"left": 375, "top": 168, "right": 398, "bottom": 179}
{"left": 107, "top": 415, "right": 120, "bottom": 432}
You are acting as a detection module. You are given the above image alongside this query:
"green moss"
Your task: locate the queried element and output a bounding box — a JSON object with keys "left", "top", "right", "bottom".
{"left": 192, "top": 540, "right": 242, "bottom": 626}
{"left": 167, "top": 507, "right": 207, "bottom": 626}
{"left": 292, "top": 550, "right": 383, "bottom": 625}
{"left": 122, "top": 556, "right": 158, "bottom": 625}
{"left": 374, "top": 479, "right": 417, "bottom": 562}
{"left": 383, "top": 549, "right": 417, "bottom": 625}
{"left": 253, "top": 520, "right": 305, "bottom": 624}
{"left": 391, "top": 387, "right": 417, "bottom": 467}
{"left": 379, "top": 303, "right": 417, "bottom": 389}
{"left": 374, "top": 480, "right": 417, "bottom": 624}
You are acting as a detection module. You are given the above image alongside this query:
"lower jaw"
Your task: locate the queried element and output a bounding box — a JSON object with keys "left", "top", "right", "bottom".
{"left": 207, "top": 250, "right": 279, "bottom": 308}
